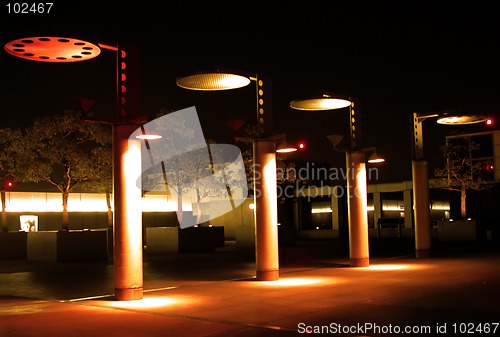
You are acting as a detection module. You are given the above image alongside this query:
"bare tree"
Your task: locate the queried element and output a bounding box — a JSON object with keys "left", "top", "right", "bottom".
{"left": 434, "top": 136, "right": 497, "bottom": 219}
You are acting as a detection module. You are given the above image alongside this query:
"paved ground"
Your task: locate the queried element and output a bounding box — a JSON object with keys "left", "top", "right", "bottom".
{"left": 1, "top": 238, "right": 499, "bottom": 336}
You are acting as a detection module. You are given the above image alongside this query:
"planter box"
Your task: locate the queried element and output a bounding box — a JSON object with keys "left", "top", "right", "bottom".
{"left": 27, "top": 230, "right": 108, "bottom": 262}
{"left": 0, "top": 232, "right": 28, "bottom": 259}
{"left": 146, "top": 226, "right": 224, "bottom": 253}
{"left": 437, "top": 220, "right": 477, "bottom": 241}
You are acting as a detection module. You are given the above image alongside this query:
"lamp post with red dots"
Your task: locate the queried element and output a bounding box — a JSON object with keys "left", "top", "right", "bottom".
{"left": 5, "top": 36, "right": 148, "bottom": 301}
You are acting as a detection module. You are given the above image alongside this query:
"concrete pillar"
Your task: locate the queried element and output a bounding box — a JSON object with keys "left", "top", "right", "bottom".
{"left": 412, "top": 160, "right": 431, "bottom": 257}
{"left": 346, "top": 151, "right": 369, "bottom": 267}
{"left": 253, "top": 139, "right": 279, "bottom": 280}
{"left": 113, "top": 124, "right": 143, "bottom": 300}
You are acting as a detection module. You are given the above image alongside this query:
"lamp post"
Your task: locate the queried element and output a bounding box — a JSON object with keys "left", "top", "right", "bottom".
{"left": 290, "top": 94, "right": 375, "bottom": 267}
{"left": 176, "top": 71, "right": 280, "bottom": 280}
{"left": 411, "top": 112, "right": 488, "bottom": 257}
{"left": 5, "top": 37, "right": 146, "bottom": 300}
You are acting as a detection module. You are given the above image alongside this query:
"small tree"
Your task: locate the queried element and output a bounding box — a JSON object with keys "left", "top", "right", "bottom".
{"left": 14, "top": 110, "right": 112, "bottom": 230}
{"left": 434, "top": 136, "right": 498, "bottom": 219}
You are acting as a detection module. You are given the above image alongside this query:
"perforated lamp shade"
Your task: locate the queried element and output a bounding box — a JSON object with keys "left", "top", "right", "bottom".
{"left": 4, "top": 37, "right": 101, "bottom": 62}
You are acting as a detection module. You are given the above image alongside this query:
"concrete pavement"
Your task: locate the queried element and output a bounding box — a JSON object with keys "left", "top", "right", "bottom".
{"left": 1, "top": 238, "right": 499, "bottom": 336}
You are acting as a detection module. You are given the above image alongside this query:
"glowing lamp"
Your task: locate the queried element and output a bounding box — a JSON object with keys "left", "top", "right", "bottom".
{"left": 290, "top": 95, "right": 351, "bottom": 111}
{"left": 367, "top": 150, "right": 385, "bottom": 163}
{"left": 176, "top": 72, "right": 251, "bottom": 91}
{"left": 436, "top": 115, "right": 487, "bottom": 125}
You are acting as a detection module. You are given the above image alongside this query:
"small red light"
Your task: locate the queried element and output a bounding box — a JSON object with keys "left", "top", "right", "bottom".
{"left": 3, "top": 179, "right": 14, "bottom": 190}
{"left": 486, "top": 118, "right": 493, "bottom": 126}
{"left": 298, "top": 142, "right": 305, "bottom": 150}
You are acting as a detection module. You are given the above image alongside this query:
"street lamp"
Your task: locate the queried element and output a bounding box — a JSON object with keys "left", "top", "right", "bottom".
{"left": 176, "top": 71, "right": 280, "bottom": 281}
{"left": 411, "top": 111, "right": 488, "bottom": 257}
{"left": 5, "top": 36, "right": 148, "bottom": 300}
{"left": 291, "top": 94, "right": 379, "bottom": 267}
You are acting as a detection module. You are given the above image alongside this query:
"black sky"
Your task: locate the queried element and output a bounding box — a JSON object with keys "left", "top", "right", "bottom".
{"left": 1, "top": 1, "right": 499, "bottom": 183}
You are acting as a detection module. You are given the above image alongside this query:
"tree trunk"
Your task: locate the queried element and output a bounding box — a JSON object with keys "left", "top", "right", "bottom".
{"left": 196, "top": 187, "right": 201, "bottom": 224}
{"left": 176, "top": 169, "right": 182, "bottom": 225}
{"left": 177, "top": 185, "right": 183, "bottom": 224}
{"left": 62, "top": 191, "right": 70, "bottom": 230}
{"left": 1, "top": 190, "right": 7, "bottom": 232}
{"left": 106, "top": 190, "right": 113, "bottom": 228}
{"left": 460, "top": 184, "right": 467, "bottom": 219}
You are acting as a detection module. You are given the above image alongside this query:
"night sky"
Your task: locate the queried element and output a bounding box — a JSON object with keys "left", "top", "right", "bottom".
{"left": 1, "top": 1, "right": 499, "bottom": 183}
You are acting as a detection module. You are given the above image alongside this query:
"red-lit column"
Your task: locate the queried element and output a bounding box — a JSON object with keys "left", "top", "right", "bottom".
{"left": 346, "top": 151, "right": 369, "bottom": 267}
{"left": 412, "top": 160, "right": 431, "bottom": 257}
{"left": 253, "top": 139, "right": 279, "bottom": 281}
{"left": 113, "top": 124, "right": 143, "bottom": 300}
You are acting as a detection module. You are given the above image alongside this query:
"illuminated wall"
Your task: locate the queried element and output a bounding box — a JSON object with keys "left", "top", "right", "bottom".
{"left": 4, "top": 191, "right": 187, "bottom": 213}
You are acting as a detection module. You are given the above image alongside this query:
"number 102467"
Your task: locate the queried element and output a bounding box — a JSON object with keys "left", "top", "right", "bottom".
{"left": 6, "top": 3, "right": 53, "bottom": 14}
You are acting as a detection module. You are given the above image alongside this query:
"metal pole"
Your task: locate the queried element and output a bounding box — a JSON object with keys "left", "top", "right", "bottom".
{"left": 411, "top": 112, "right": 432, "bottom": 257}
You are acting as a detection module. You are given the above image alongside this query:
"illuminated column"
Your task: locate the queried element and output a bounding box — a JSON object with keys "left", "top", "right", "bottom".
{"left": 346, "top": 151, "right": 369, "bottom": 267}
{"left": 412, "top": 160, "right": 431, "bottom": 257}
{"left": 113, "top": 124, "right": 143, "bottom": 300}
{"left": 253, "top": 139, "right": 279, "bottom": 281}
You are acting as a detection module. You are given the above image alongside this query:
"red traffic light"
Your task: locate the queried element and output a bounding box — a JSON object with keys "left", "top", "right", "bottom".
{"left": 297, "top": 141, "right": 306, "bottom": 150}
{"left": 485, "top": 118, "right": 494, "bottom": 126}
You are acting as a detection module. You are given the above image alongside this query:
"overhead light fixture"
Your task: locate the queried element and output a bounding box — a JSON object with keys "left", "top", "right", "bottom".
{"left": 276, "top": 141, "right": 298, "bottom": 153}
{"left": 176, "top": 72, "right": 252, "bottom": 91}
{"left": 4, "top": 36, "right": 101, "bottom": 62}
{"left": 290, "top": 94, "right": 351, "bottom": 111}
{"left": 367, "top": 150, "right": 385, "bottom": 163}
{"left": 436, "top": 115, "right": 487, "bottom": 125}
{"left": 136, "top": 134, "right": 162, "bottom": 140}
{"left": 326, "top": 134, "right": 345, "bottom": 149}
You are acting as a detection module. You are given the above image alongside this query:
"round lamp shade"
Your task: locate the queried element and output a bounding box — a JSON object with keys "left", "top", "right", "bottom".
{"left": 176, "top": 73, "right": 251, "bottom": 91}
{"left": 436, "top": 115, "right": 487, "bottom": 125}
{"left": 4, "top": 37, "right": 101, "bottom": 62}
{"left": 290, "top": 97, "right": 351, "bottom": 111}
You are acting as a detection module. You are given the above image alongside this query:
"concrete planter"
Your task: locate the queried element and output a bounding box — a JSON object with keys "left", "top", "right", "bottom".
{"left": 0, "top": 232, "right": 28, "bottom": 259}
{"left": 436, "top": 219, "right": 477, "bottom": 241}
{"left": 146, "top": 226, "right": 224, "bottom": 253}
{"left": 27, "top": 230, "right": 109, "bottom": 262}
